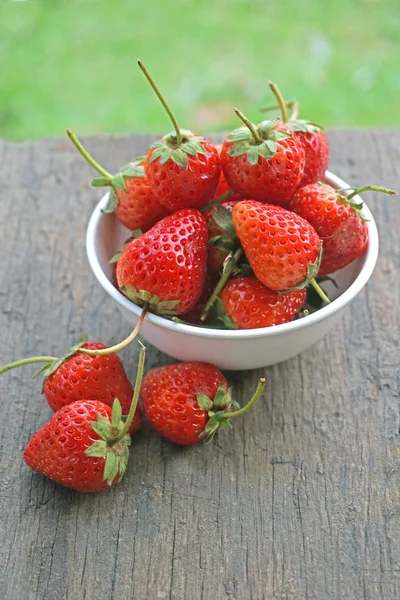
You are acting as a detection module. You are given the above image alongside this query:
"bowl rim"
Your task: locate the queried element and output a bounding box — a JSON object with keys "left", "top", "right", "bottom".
{"left": 86, "top": 171, "right": 379, "bottom": 340}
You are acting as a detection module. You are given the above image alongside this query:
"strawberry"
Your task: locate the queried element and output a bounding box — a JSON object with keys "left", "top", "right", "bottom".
{"left": 117, "top": 208, "right": 208, "bottom": 316}
{"left": 138, "top": 61, "right": 221, "bottom": 211}
{"left": 289, "top": 183, "right": 397, "bottom": 275}
{"left": 220, "top": 111, "right": 305, "bottom": 207}
{"left": 262, "top": 82, "right": 329, "bottom": 187}
{"left": 218, "top": 276, "right": 307, "bottom": 329}
{"left": 24, "top": 346, "right": 147, "bottom": 492}
{"left": 67, "top": 131, "right": 169, "bottom": 232}
{"left": 213, "top": 144, "right": 243, "bottom": 203}
{"left": 232, "top": 200, "right": 329, "bottom": 302}
{"left": 140, "top": 361, "right": 265, "bottom": 445}
{"left": 205, "top": 200, "right": 240, "bottom": 276}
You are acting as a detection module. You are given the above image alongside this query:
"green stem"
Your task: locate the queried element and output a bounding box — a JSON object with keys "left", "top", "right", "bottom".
{"left": 310, "top": 279, "right": 331, "bottom": 304}
{"left": 200, "top": 248, "right": 243, "bottom": 321}
{"left": 224, "top": 378, "right": 265, "bottom": 419}
{"left": 0, "top": 356, "right": 57, "bottom": 375}
{"left": 66, "top": 130, "right": 112, "bottom": 179}
{"left": 268, "top": 81, "right": 288, "bottom": 123}
{"left": 110, "top": 343, "right": 146, "bottom": 444}
{"left": 233, "top": 108, "right": 262, "bottom": 144}
{"left": 137, "top": 60, "right": 182, "bottom": 146}
{"left": 260, "top": 99, "right": 296, "bottom": 114}
{"left": 199, "top": 190, "right": 234, "bottom": 214}
{"left": 79, "top": 305, "right": 148, "bottom": 356}
{"left": 289, "top": 100, "right": 300, "bottom": 121}
{"left": 345, "top": 185, "right": 397, "bottom": 201}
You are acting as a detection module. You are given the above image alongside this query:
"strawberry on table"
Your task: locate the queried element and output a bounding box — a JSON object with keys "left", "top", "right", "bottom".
{"left": 24, "top": 346, "right": 146, "bottom": 492}
{"left": 232, "top": 200, "right": 330, "bottom": 303}
{"left": 140, "top": 362, "right": 265, "bottom": 445}
{"left": 117, "top": 208, "right": 208, "bottom": 316}
{"left": 262, "top": 82, "right": 329, "bottom": 187}
{"left": 218, "top": 276, "right": 306, "bottom": 329}
{"left": 67, "top": 131, "right": 169, "bottom": 232}
{"left": 289, "top": 183, "right": 397, "bottom": 275}
{"left": 220, "top": 110, "right": 305, "bottom": 206}
{"left": 138, "top": 61, "right": 221, "bottom": 212}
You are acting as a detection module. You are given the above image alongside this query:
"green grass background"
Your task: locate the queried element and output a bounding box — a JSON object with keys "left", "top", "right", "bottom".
{"left": 1, "top": 0, "right": 399, "bottom": 141}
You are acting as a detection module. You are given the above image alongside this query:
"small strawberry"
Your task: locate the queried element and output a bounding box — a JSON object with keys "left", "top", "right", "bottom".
{"left": 205, "top": 200, "right": 240, "bottom": 276}
{"left": 140, "top": 361, "right": 265, "bottom": 445}
{"left": 67, "top": 131, "right": 169, "bottom": 232}
{"left": 117, "top": 208, "right": 208, "bottom": 316}
{"left": 0, "top": 336, "right": 144, "bottom": 435}
{"left": 289, "top": 183, "right": 397, "bottom": 275}
{"left": 232, "top": 200, "right": 329, "bottom": 302}
{"left": 220, "top": 110, "right": 305, "bottom": 206}
{"left": 213, "top": 144, "right": 243, "bottom": 203}
{"left": 24, "top": 346, "right": 146, "bottom": 492}
{"left": 138, "top": 61, "right": 221, "bottom": 211}
{"left": 218, "top": 276, "right": 307, "bottom": 329}
{"left": 262, "top": 82, "right": 329, "bottom": 187}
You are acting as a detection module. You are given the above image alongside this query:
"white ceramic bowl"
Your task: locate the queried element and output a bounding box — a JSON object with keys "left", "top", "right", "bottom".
{"left": 86, "top": 172, "right": 378, "bottom": 370}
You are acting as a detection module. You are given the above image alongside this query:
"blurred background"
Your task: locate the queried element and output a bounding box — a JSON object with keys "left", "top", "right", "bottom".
{"left": 1, "top": 0, "right": 399, "bottom": 141}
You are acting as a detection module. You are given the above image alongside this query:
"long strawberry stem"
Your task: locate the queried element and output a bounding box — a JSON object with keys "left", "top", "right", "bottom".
{"left": 109, "top": 343, "right": 146, "bottom": 444}
{"left": 0, "top": 356, "right": 57, "bottom": 375}
{"left": 79, "top": 305, "right": 149, "bottom": 356}
{"left": 310, "top": 279, "right": 331, "bottom": 304}
{"left": 224, "top": 378, "right": 265, "bottom": 419}
{"left": 201, "top": 248, "right": 243, "bottom": 321}
{"left": 268, "top": 81, "right": 288, "bottom": 123}
{"left": 260, "top": 99, "right": 296, "bottom": 114}
{"left": 137, "top": 60, "right": 182, "bottom": 146}
{"left": 233, "top": 108, "right": 262, "bottom": 144}
{"left": 345, "top": 185, "right": 397, "bottom": 200}
{"left": 66, "top": 130, "right": 112, "bottom": 179}
{"left": 199, "top": 190, "right": 234, "bottom": 214}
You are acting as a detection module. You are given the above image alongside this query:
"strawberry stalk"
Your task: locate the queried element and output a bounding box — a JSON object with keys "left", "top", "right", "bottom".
{"left": 138, "top": 60, "right": 182, "bottom": 146}
{"left": 201, "top": 248, "right": 243, "bottom": 321}
{"left": 199, "top": 190, "right": 234, "bottom": 214}
{"left": 339, "top": 185, "right": 397, "bottom": 200}
{"left": 268, "top": 81, "right": 289, "bottom": 123}
{"left": 233, "top": 108, "right": 262, "bottom": 144}
{"left": 309, "top": 279, "right": 331, "bottom": 305}
{"left": 0, "top": 356, "right": 57, "bottom": 375}
{"left": 67, "top": 129, "right": 112, "bottom": 179}
{"left": 223, "top": 378, "right": 265, "bottom": 419}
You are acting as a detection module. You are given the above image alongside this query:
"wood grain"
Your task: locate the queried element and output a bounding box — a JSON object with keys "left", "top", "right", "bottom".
{"left": 0, "top": 131, "right": 399, "bottom": 600}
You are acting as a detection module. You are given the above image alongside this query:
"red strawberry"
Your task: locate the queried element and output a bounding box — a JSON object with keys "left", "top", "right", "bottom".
{"left": 23, "top": 345, "right": 146, "bottom": 492}
{"left": 218, "top": 277, "right": 306, "bottom": 329}
{"left": 289, "top": 183, "right": 397, "bottom": 275}
{"left": 232, "top": 200, "right": 329, "bottom": 301}
{"left": 117, "top": 208, "right": 208, "bottom": 316}
{"left": 140, "top": 362, "right": 265, "bottom": 445}
{"left": 262, "top": 83, "right": 329, "bottom": 187}
{"left": 205, "top": 200, "right": 240, "bottom": 276}
{"left": 43, "top": 341, "right": 142, "bottom": 435}
{"left": 220, "top": 111, "right": 305, "bottom": 206}
{"left": 213, "top": 144, "right": 243, "bottom": 203}
{"left": 138, "top": 61, "right": 221, "bottom": 211}
{"left": 67, "top": 131, "right": 168, "bottom": 232}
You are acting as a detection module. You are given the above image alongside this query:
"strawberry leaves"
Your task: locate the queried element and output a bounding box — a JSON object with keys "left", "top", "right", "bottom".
{"left": 149, "top": 131, "right": 209, "bottom": 169}
{"left": 227, "top": 118, "right": 292, "bottom": 166}
{"left": 288, "top": 119, "right": 325, "bottom": 134}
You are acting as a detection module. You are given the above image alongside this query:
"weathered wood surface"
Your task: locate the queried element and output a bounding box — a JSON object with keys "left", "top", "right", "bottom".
{"left": 0, "top": 130, "right": 399, "bottom": 600}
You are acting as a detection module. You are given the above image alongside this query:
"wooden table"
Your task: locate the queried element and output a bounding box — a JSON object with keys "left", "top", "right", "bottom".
{"left": 0, "top": 131, "right": 399, "bottom": 600}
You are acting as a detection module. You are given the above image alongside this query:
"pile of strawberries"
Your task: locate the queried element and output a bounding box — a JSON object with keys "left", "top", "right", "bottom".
{"left": 2, "top": 63, "right": 395, "bottom": 494}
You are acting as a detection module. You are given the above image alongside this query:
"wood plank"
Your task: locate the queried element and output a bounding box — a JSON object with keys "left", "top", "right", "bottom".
{"left": 0, "top": 130, "right": 399, "bottom": 600}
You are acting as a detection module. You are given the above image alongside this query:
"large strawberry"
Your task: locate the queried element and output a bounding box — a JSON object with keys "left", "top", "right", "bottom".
{"left": 138, "top": 61, "right": 221, "bottom": 211}
{"left": 232, "top": 200, "right": 329, "bottom": 302}
{"left": 262, "top": 82, "right": 329, "bottom": 187}
{"left": 0, "top": 337, "right": 143, "bottom": 435}
{"left": 24, "top": 347, "right": 146, "bottom": 492}
{"left": 140, "top": 361, "right": 265, "bottom": 445}
{"left": 67, "top": 131, "right": 169, "bottom": 232}
{"left": 117, "top": 208, "right": 208, "bottom": 316}
{"left": 289, "top": 183, "right": 397, "bottom": 275}
{"left": 218, "top": 276, "right": 307, "bottom": 329}
{"left": 220, "top": 110, "right": 305, "bottom": 206}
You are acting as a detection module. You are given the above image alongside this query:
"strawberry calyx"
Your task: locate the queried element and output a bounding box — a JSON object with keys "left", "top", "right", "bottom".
{"left": 149, "top": 130, "right": 209, "bottom": 169}
{"left": 120, "top": 285, "right": 179, "bottom": 315}
{"left": 86, "top": 344, "right": 146, "bottom": 484}
{"left": 287, "top": 120, "right": 325, "bottom": 134}
{"left": 33, "top": 335, "right": 89, "bottom": 380}
{"left": 197, "top": 378, "right": 265, "bottom": 441}
{"left": 319, "top": 181, "right": 397, "bottom": 222}
{"left": 228, "top": 111, "right": 292, "bottom": 166}
{"left": 208, "top": 204, "right": 239, "bottom": 253}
